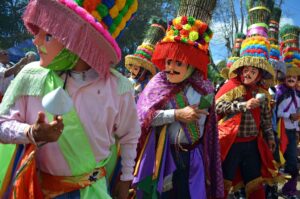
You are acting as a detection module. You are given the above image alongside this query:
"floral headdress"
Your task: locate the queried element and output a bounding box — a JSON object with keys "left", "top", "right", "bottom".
{"left": 152, "top": 16, "right": 213, "bottom": 79}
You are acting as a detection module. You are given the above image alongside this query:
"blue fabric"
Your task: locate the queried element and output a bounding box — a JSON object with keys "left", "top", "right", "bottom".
{"left": 54, "top": 190, "right": 80, "bottom": 199}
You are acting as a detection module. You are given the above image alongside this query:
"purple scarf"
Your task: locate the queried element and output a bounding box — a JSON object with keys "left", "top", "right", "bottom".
{"left": 136, "top": 71, "right": 224, "bottom": 198}
{"left": 276, "top": 84, "right": 298, "bottom": 112}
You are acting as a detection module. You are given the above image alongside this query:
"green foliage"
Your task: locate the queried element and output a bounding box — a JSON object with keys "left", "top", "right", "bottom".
{"left": 0, "top": 0, "right": 30, "bottom": 49}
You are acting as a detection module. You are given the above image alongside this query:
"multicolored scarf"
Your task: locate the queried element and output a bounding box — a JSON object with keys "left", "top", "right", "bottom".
{"left": 134, "top": 71, "right": 224, "bottom": 198}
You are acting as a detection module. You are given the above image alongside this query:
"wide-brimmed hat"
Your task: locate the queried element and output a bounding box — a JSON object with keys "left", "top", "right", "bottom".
{"left": 229, "top": 36, "right": 275, "bottom": 79}
{"left": 23, "top": 0, "right": 138, "bottom": 76}
{"left": 125, "top": 17, "right": 167, "bottom": 75}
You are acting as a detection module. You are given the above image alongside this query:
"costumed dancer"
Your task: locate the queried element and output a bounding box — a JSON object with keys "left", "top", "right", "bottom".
{"left": 125, "top": 16, "right": 167, "bottom": 101}
{"left": 216, "top": 0, "right": 284, "bottom": 198}
{"left": 133, "top": 0, "right": 224, "bottom": 198}
{"left": 278, "top": 24, "right": 300, "bottom": 199}
{"left": 265, "top": 6, "right": 286, "bottom": 199}
{"left": 0, "top": 0, "right": 141, "bottom": 199}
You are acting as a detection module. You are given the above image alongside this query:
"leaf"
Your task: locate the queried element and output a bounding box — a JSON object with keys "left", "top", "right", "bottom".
{"left": 198, "top": 93, "right": 214, "bottom": 109}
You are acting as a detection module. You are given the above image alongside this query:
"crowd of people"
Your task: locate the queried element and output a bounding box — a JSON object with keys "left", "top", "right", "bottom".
{"left": 0, "top": 0, "right": 299, "bottom": 199}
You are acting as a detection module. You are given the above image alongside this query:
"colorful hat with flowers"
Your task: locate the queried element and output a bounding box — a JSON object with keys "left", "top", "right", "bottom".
{"left": 280, "top": 24, "right": 300, "bottom": 68}
{"left": 229, "top": 35, "right": 275, "bottom": 79}
{"left": 152, "top": 0, "right": 216, "bottom": 79}
{"left": 23, "top": 0, "right": 138, "bottom": 76}
{"left": 152, "top": 16, "right": 213, "bottom": 79}
{"left": 125, "top": 16, "right": 167, "bottom": 75}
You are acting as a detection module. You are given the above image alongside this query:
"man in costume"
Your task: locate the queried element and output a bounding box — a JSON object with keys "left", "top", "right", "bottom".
{"left": 265, "top": 7, "right": 286, "bottom": 198}
{"left": 0, "top": 0, "right": 140, "bottom": 198}
{"left": 133, "top": 1, "right": 224, "bottom": 198}
{"left": 125, "top": 17, "right": 166, "bottom": 101}
{"left": 278, "top": 24, "right": 300, "bottom": 199}
{"left": 275, "top": 65, "right": 300, "bottom": 199}
{"left": 216, "top": 33, "right": 281, "bottom": 198}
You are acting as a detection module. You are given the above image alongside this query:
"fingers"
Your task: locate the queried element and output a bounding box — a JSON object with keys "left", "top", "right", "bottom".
{"left": 36, "top": 111, "right": 46, "bottom": 123}
{"left": 196, "top": 109, "right": 209, "bottom": 115}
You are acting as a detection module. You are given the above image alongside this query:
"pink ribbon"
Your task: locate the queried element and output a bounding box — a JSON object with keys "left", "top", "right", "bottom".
{"left": 247, "top": 27, "right": 268, "bottom": 37}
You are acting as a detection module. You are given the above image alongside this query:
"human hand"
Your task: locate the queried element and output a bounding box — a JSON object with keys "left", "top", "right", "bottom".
{"left": 246, "top": 98, "right": 260, "bottom": 110}
{"left": 175, "top": 105, "right": 209, "bottom": 123}
{"left": 112, "top": 180, "right": 131, "bottom": 199}
{"left": 268, "top": 139, "right": 276, "bottom": 153}
{"left": 31, "top": 112, "right": 64, "bottom": 142}
{"left": 290, "top": 113, "right": 300, "bottom": 122}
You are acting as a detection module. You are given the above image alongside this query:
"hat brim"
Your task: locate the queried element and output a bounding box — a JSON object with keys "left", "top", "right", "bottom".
{"left": 125, "top": 55, "right": 157, "bottom": 75}
{"left": 229, "top": 56, "right": 275, "bottom": 79}
{"left": 220, "top": 67, "right": 229, "bottom": 79}
{"left": 23, "top": 0, "right": 121, "bottom": 76}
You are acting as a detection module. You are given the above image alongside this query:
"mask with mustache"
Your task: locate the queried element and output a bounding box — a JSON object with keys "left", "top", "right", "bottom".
{"left": 285, "top": 76, "right": 297, "bottom": 88}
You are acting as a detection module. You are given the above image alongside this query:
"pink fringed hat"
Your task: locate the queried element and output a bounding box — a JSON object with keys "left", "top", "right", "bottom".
{"left": 22, "top": 0, "right": 138, "bottom": 76}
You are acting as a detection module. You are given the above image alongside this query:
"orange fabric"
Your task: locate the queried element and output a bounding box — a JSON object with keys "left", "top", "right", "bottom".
{"left": 40, "top": 167, "right": 106, "bottom": 199}
{"left": 12, "top": 144, "right": 43, "bottom": 199}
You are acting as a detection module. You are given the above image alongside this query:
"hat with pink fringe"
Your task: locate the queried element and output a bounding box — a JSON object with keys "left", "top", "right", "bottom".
{"left": 22, "top": 0, "right": 138, "bottom": 76}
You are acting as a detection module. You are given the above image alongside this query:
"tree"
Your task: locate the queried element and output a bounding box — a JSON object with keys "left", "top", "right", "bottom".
{"left": 0, "top": 0, "right": 30, "bottom": 49}
{"left": 116, "top": 0, "right": 178, "bottom": 73}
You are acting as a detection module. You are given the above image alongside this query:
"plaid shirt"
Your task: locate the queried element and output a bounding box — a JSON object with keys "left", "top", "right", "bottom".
{"left": 216, "top": 95, "right": 274, "bottom": 140}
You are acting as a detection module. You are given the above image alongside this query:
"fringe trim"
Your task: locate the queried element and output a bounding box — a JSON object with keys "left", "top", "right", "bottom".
{"left": 0, "top": 62, "right": 49, "bottom": 115}
{"left": 220, "top": 67, "right": 229, "bottom": 79}
{"left": 245, "top": 177, "right": 264, "bottom": 197}
{"left": 152, "top": 42, "right": 210, "bottom": 79}
{"left": 110, "top": 68, "right": 133, "bottom": 95}
{"left": 216, "top": 85, "right": 246, "bottom": 104}
{"left": 23, "top": 0, "right": 120, "bottom": 77}
{"left": 286, "top": 66, "right": 300, "bottom": 76}
{"left": 229, "top": 56, "right": 275, "bottom": 79}
{"left": 224, "top": 179, "right": 232, "bottom": 192}
{"left": 125, "top": 55, "right": 157, "bottom": 75}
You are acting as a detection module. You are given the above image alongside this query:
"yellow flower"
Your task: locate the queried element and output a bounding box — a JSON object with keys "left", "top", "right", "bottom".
{"left": 183, "top": 24, "right": 191, "bottom": 30}
{"left": 189, "top": 31, "right": 199, "bottom": 41}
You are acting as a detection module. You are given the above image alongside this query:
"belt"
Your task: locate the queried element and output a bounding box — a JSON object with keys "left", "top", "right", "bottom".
{"left": 40, "top": 167, "right": 106, "bottom": 199}
{"left": 173, "top": 139, "right": 201, "bottom": 152}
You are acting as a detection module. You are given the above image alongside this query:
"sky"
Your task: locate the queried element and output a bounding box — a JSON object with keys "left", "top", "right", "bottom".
{"left": 210, "top": 0, "right": 300, "bottom": 65}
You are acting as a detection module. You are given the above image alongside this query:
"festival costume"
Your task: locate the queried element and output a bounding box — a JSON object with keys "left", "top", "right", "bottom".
{"left": 133, "top": 1, "right": 224, "bottom": 198}
{"left": 216, "top": 1, "right": 283, "bottom": 198}
{"left": 125, "top": 17, "right": 166, "bottom": 100}
{"left": 0, "top": 0, "right": 140, "bottom": 198}
{"left": 278, "top": 24, "right": 300, "bottom": 198}
{"left": 265, "top": 7, "right": 287, "bottom": 198}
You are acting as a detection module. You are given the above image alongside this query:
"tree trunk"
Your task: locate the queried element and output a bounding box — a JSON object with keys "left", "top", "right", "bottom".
{"left": 240, "top": 0, "right": 244, "bottom": 32}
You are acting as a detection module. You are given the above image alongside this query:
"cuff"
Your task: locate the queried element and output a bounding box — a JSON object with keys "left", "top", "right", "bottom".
{"left": 120, "top": 144, "right": 137, "bottom": 181}
{"left": 237, "top": 102, "right": 247, "bottom": 112}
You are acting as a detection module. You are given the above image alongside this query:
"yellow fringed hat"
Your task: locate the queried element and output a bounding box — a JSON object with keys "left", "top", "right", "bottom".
{"left": 229, "top": 36, "right": 275, "bottom": 79}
